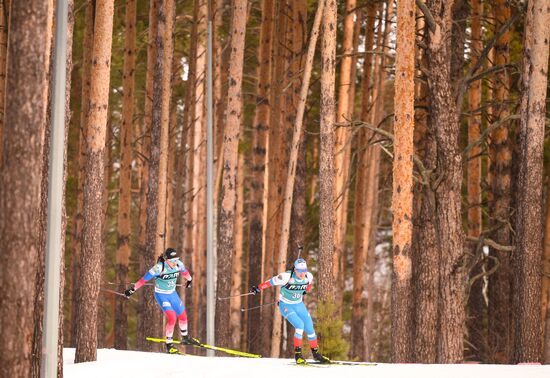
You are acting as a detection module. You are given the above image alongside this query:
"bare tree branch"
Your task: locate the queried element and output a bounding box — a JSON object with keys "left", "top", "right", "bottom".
{"left": 355, "top": 121, "right": 431, "bottom": 186}
{"left": 467, "top": 12, "right": 520, "bottom": 79}
{"left": 466, "top": 235, "right": 515, "bottom": 252}
{"left": 463, "top": 63, "right": 516, "bottom": 86}
{"left": 469, "top": 255, "right": 499, "bottom": 287}
{"left": 462, "top": 114, "right": 521, "bottom": 157}
{"left": 454, "top": 11, "right": 521, "bottom": 107}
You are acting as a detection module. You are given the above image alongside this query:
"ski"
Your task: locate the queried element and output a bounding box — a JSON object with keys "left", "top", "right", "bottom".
{"left": 290, "top": 362, "right": 329, "bottom": 368}
{"left": 310, "top": 360, "right": 377, "bottom": 366}
{"left": 192, "top": 342, "right": 262, "bottom": 358}
{"left": 146, "top": 337, "right": 262, "bottom": 358}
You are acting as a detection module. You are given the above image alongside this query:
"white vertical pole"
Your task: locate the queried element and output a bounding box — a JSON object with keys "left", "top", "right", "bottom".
{"left": 206, "top": 0, "right": 216, "bottom": 356}
{"left": 41, "top": 0, "right": 68, "bottom": 376}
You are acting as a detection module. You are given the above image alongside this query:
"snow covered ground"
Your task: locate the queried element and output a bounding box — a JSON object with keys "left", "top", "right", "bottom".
{"left": 64, "top": 348, "right": 550, "bottom": 378}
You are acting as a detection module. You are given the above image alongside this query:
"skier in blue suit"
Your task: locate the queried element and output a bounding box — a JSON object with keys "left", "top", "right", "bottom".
{"left": 124, "top": 247, "right": 200, "bottom": 353}
{"left": 251, "top": 258, "right": 330, "bottom": 364}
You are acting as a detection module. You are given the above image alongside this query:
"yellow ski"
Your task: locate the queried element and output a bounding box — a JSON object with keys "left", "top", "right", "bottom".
{"left": 146, "top": 337, "right": 262, "bottom": 358}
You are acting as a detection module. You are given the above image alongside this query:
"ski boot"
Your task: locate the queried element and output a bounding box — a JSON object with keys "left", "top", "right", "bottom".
{"left": 294, "top": 347, "right": 306, "bottom": 365}
{"left": 311, "top": 347, "right": 330, "bottom": 364}
{"left": 181, "top": 334, "right": 201, "bottom": 346}
{"left": 166, "top": 342, "right": 179, "bottom": 354}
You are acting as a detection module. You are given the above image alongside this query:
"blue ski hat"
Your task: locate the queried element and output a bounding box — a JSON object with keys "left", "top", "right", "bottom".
{"left": 294, "top": 258, "right": 307, "bottom": 273}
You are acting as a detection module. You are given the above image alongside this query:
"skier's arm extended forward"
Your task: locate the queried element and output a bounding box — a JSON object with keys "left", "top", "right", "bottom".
{"left": 123, "top": 263, "right": 161, "bottom": 297}
{"left": 250, "top": 273, "right": 291, "bottom": 294}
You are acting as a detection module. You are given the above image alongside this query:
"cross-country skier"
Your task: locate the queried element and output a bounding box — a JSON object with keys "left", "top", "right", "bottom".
{"left": 250, "top": 258, "right": 330, "bottom": 364}
{"left": 124, "top": 247, "right": 200, "bottom": 354}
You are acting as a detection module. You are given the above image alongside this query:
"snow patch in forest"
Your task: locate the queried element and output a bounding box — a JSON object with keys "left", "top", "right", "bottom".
{"left": 63, "top": 348, "right": 550, "bottom": 378}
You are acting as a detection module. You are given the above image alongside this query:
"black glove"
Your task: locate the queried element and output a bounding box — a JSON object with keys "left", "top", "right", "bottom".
{"left": 302, "top": 291, "right": 307, "bottom": 296}
{"left": 186, "top": 279, "right": 192, "bottom": 288}
{"left": 251, "top": 286, "right": 261, "bottom": 295}
{"left": 124, "top": 286, "right": 136, "bottom": 298}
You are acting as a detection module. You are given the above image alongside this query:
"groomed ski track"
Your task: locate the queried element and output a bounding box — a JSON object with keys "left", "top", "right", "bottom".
{"left": 64, "top": 348, "right": 550, "bottom": 378}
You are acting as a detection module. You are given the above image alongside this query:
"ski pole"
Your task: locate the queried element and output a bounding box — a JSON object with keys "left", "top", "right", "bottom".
{"left": 240, "top": 301, "right": 277, "bottom": 312}
{"left": 217, "top": 292, "right": 255, "bottom": 300}
{"left": 106, "top": 281, "right": 185, "bottom": 287}
{"left": 101, "top": 288, "right": 138, "bottom": 302}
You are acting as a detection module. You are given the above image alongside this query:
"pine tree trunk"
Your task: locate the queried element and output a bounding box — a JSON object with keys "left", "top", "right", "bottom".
{"left": 365, "top": 170, "right": 380, "bottom": 361}
{"left": 180, "top": 0, "right": 198, "bottom": 338}
{"left": 170, "top": 49, "right": 185, "bottom": 252}
{"left": 513, "top": 0, "right": 550, "bottom": 363}
{"left": 0, "top": 0, "right": 9, "bottom": 165}
{"left": 196, "top": 142, "right": 207, "bottom": 343}
{"left": 411, "top": 44, "right": 438, "bottom": 362}
{"left": 261, "top": 0, "right": 287, "bottom": 353}
{"left": 97, "top": 118, "right": 112, "bottom": 348}
{"left": 136, "top": 0, "right": 157, "bottom": 351}
{"left": 165, "top": 84, "right": 178, "bottom": 248}
{"left": 350, "top": 1, "right": 376, "bottom": 361}
{"left": 216, "top": 0, "right": 247, "bottom": 348}
{"left": 231, "top": 153, "right": 245, "bottom": 347}
{"left": 166, "top": 48, "right": 184, "bottom": 250}
{"left": 333, "top": 0, "right": 356, "bottom": 299}
{"left": 286, "top": 0, "right": 309, "bottom": 356}
{"left": 488, "top": 0, "right": 513, "bottom": 363}
{"left": 169, "top": 72, "right": 183, "bottom": 251}
{"left": 135, "top": 112, "right": 143, "bottom": 198}
{"left": 426, "top": 0, "right": 465, "bottom": 363}
{"left": 157, "top": 0, "right": 175, "bottom": 255}
{"left": 466, "top": 0, "right": 485, "bottom": 362}
{"left": 214, "top": 0, "right": 229, "bottom": 203}
{"left": 365, "top": 3, "right": 389, "bottom": 360}
{"left": 365, "top": 224, "right": 376, "bottom": 360}
{"left": 115, "top": 0, "right": 137, "bottom": 350}
{"left": 142, "top": 0, "right": 175, "bottom": 351}
{"left": 213, "top": 0, "right": 225, "bottom": 163}
{"left": 70, "top": 0, "right": 95, "bottom": 346}
{"left": 191, "top": 0, "right": 207, "bottom": 340}
{"left": 247, "top": 0, "right": 274, "bottom": 354}
{"left": 450, "top": 0, "right": 467, "bottom": 92}
{"left": 211, "top": 3, "right": 230, "bottom": 311}
{"left": 33, "top": 0, "right": 56, "bottom": 372}
{"left": 309, "top": 142, "right": 318, "bottom": 206}
{"left": 317, "top": 0, "right": 337, "bottom": 302}
{"left": 348, "top": 9, "right": 361, "bottom": 119}
{"left": 75, "top": 0, "right": 114, "bottom": 363}
{"left": 391, "top": 0, "right": 415, "bottom": 362}
{"left": 412, "top": 11, "right": 439, "bottom": 363}
{"left": 286, "top": 134, "right": 307, "bottom": 357}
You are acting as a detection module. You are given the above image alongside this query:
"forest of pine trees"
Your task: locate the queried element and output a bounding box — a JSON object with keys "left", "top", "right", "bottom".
{"left": 1, "top": 0, "right": 550, "bottom": 375}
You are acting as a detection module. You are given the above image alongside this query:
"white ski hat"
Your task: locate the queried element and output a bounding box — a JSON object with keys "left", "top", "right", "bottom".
{"left": 294, "top": 258, "right": 307, "bottom": 273}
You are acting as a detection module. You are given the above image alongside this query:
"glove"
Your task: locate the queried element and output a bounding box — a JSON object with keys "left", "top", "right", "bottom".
{"left": 302, "top": 291, "right": 307, "bottom": 296}
{"left": 186, "top": 279, "right": 192, "bottom": 288}
{"left": 251, "top": 286, "right": 261, "bottom": 295}
{"left": 124, "top": 286, "right": 136, "bottom": 298}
